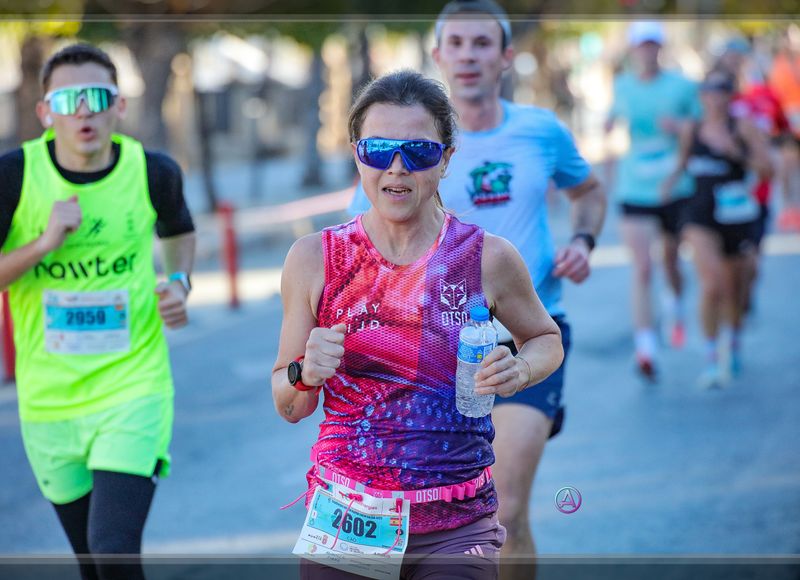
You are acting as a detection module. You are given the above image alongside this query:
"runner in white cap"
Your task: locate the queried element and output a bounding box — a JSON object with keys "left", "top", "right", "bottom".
{"left": 605, "top": 21, "right": 702, "bottom": 381}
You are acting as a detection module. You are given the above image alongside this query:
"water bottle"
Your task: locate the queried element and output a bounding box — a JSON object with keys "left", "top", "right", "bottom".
{"left": 456, "top": 306, "right": 498, "bottom": 418}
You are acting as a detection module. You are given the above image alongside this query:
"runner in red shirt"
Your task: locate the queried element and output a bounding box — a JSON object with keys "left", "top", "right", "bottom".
{"left": 718, "top": 37, "right": 788, "bottom": 314}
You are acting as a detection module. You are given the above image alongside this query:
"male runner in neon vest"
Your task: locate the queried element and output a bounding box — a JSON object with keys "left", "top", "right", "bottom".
{"left": 0, "top": 43, "right": 196, "bottom": 580}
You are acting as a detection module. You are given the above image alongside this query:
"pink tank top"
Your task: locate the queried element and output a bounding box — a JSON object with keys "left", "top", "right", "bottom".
{"left": 309, "top": 213, "right": 497, "bottom": 534}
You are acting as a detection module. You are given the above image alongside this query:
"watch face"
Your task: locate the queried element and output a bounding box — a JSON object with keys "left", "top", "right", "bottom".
{"left": 288, "top": 361, "right": 301, "bottom": 385}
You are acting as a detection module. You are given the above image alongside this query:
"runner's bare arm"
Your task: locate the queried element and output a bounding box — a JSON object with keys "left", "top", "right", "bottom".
{"left": 603, "top": 113, "right": 618, "bottom": 190}
{"left": 0, "top": 196, "right": 81, "bottom": 291}
{"left": 159, "top": 231, "right": 196, "bottom": 278}
{"left": 478, "top": 234, "right": 563, "bottom": 397}
{"left": 562, "top": 173, "right": 606, "bottom": 238}
{"left": 272, "top": 234, "right": 329, "bottom": 423}
{"left": 661, "top": 120, "right": 695, "bottom": 201}
{"left": 0, "top": 242, "right": 50, "bottom": 291}
{"left": 737, "top": 118, "right": 774, "bottom": 180}
{"left": 553, "top": 173, "right": 606, "bottom": 283}
{"left": 154, "top": 231, "right": 196, "bottom": 329}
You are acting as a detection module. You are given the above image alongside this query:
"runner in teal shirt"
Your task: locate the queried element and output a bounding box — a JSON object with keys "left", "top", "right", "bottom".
{"left": 610, "top": 69, "right": 700, "bottom": 206}
{"left": 605, "top": 21, "right": 701, "bottom": 381}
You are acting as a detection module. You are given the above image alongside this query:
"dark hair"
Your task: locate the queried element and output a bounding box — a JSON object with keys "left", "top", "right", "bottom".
{"left": 435, "top": 0, "right": 512, "bottom": 50}
{"left": 40, "top": 43, "right": 118, "bottom": 93}
{"left": 348, "top": 70, "right": 457, "bottom": 148}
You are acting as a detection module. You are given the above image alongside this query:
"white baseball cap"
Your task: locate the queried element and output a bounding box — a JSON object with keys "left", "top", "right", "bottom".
{"left": 628, "top": 21, "right": 665, "bottom": 46}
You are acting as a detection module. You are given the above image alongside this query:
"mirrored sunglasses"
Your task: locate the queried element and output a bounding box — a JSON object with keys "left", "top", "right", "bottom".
{"left": 45, "top": 84, "right": 119, "bottom": 116}
{"left": 356, "top": 138, "right": 447, "bottom": 172}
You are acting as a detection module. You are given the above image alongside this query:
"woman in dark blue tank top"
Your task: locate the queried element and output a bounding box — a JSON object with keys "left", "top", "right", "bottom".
{"left": 662, "top": 70, "right": 773, "bottom": 388}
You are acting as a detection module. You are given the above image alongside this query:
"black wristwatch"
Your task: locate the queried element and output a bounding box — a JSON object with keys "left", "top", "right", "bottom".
{"left": 288, "top": 356, "right": 315, "bottom": 392}
{"left": 571, "top": 233, "right": 596, "bottom": 252}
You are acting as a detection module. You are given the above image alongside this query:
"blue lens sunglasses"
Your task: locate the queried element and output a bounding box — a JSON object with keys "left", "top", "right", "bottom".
{"left": 356, "top": 138, "right": 447, "bottom": 172}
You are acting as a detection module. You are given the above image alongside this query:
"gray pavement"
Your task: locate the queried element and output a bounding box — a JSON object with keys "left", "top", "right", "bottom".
{"left": 1, "top": 166, "right": 799, "bottom": 567}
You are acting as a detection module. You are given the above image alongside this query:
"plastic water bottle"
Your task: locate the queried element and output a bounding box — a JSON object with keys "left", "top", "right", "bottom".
{"left": 456, "top": 306, "right": 498, "bottom": 418}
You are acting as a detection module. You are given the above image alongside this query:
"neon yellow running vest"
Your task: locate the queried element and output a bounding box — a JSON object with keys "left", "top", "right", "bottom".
{"left": 2, "top": 130, "right": 173, "bottom": 422}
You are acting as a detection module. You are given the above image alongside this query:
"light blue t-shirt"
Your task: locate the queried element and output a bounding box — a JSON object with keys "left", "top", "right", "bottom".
{"left": 348, "top": 100, "right": 591, "bottom": 317}
{"left": 610, "top": 69, "right": 701, "bottom": 206}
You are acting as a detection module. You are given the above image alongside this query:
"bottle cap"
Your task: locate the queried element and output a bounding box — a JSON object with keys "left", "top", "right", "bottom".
{"left": 470, "top": 306, "right": 490, "bottom": 322}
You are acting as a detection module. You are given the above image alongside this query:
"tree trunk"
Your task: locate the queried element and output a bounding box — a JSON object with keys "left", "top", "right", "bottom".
{"left": 347, "top": 24, "right": 370, "bottom": 179}
{"left": 15, "top": 35, "right": 47, "bottom": 145}
{"left": 531, "top": 32, "right": 554, "bottom": 109}
{"left": 123, "top": 22, "right": 185, "bottom": 150}
{"left": 194, "top": 90, "right": 219, "bottom": 212}
{"left": 301, "top": 47, "right": 324, "bottom": 188}
{"left": 349, "top": 23, "right": 371, "bottom": 100}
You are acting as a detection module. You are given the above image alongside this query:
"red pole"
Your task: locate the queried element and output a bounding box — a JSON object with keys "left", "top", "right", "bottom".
{"left": 217, "top": 202, "right": 240, "bottom": 309}
{"left": 1, "top": 291, "right": 15, "bottom": 383}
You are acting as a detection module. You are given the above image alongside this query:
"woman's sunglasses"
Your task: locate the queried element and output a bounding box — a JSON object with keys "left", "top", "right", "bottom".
{"left": 356, "top": 138, "right": 447, "bottom": 172}
{"left": 44, "top": 84, "right": 119, "bottom": 116}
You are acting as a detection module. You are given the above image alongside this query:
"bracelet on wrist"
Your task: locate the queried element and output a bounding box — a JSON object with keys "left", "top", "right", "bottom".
{"left": 514, "top": 355, "right": 533, "bottom": 393}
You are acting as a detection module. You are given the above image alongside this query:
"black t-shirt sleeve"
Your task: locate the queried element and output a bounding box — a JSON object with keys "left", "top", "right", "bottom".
{"left": 0, "top": 149, "right": 25, "bottom": 249}
{"left": 2, "top": 148, "right": 194, "bottom": 245}
{"left": 145, "top": 151, "right": 195, "bottom": 238}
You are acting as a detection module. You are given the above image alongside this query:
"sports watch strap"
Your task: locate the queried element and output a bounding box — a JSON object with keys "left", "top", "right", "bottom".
{"left": 289, "top": 356, "right": 318, "bottom": 392}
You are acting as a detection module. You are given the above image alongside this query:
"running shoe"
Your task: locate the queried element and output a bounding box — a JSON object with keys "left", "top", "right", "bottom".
{"left": 731, "top": 351, "right": 742, "bottom": 377}
{"left": 721, "top": 349, "right": 742, "bottom": 382}
{"left": 698, "top": 364, "right": 724, "bottom": 389}
{"left": 659, "top": 295, "right": 683, "bottom": 349}
{"left": 636, "top": 354, "right": 657, "bottom": 383}
{"left": 669, "top": 321, "right": 686, "bottom": 349}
